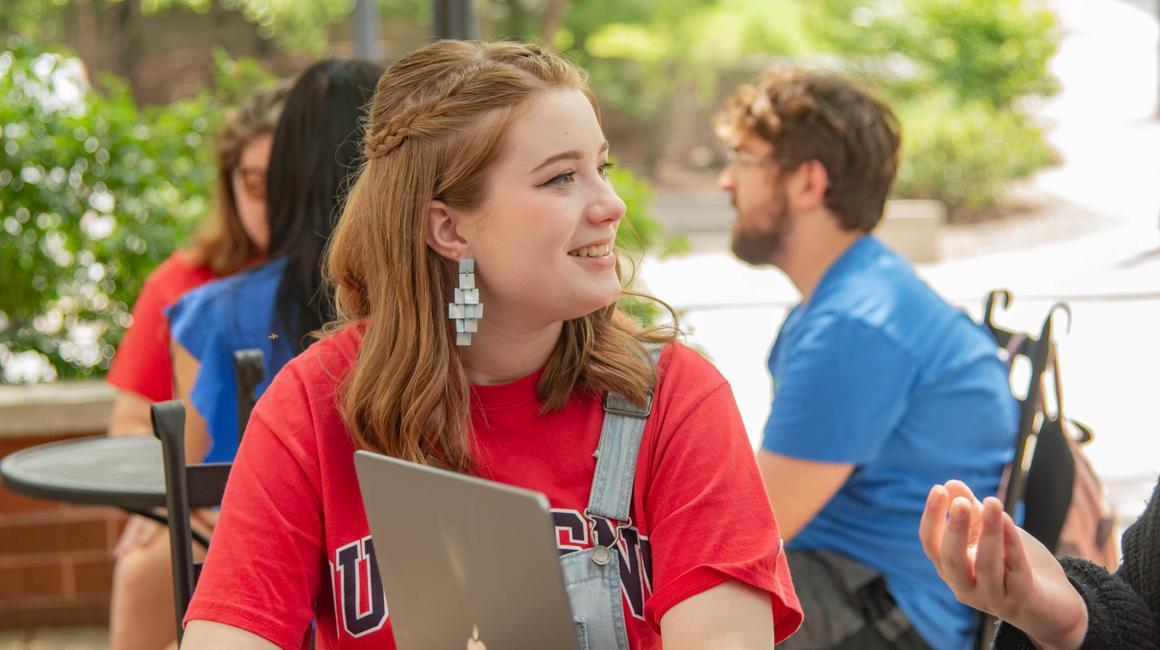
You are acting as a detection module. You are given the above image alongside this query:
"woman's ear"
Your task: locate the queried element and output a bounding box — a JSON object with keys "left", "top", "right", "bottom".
{"left": 425, "top": 200, "right": 469, "bottom": 259}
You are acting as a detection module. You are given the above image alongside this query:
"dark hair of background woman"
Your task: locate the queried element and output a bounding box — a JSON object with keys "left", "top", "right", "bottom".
{"left": 265, "top": 58, "right": 385, "bottom": 353}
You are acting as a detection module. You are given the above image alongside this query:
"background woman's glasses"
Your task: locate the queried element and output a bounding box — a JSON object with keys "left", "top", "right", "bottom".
{"left": 233, "top": 166, "right": 266, "bottom": 200}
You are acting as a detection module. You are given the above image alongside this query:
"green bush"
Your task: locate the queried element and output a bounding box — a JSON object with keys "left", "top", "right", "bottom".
{"left": 610, "top": 164, "right": 686, "bottom": 328}
{"left": 893, "top": 95, "right": 1056, "bottom": 219}
{"left": 0, "top": 42, "right": 268, "bottom": 382}
{"left": 806, "top": 0, "right": 1060, "bottom": 220}
{"left": 546, "top": 0, "right": 812, "bottom": 174}
{"left": 807, "top": 0, "right": 1059, "bottom": 109}
{"left": 611, "top": 165, "right": 661, "bottom": 253}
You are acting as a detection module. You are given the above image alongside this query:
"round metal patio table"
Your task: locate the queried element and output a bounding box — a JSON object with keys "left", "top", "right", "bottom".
{"left": 1, "top": 435, "right": 165, "bottom": 513}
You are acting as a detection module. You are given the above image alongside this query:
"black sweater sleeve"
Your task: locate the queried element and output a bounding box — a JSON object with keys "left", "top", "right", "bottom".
{"left": 994, "top": 478, "right": 1160, "bottom": 649}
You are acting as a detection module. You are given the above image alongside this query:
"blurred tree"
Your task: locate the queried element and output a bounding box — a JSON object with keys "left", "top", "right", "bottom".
{"left": 0, "top": 41, "right": 274, "bottom": 381}
{"left": 806, "top": 0, "right": 1061, "bottom": 219}
{"left": 477, "top": 0, "right": 811, "bottom": 174}
{"left": 806, "top": 0, "right": 1059, "bottom": 109}
{"left": 0, "top": 0, "right": 427, "bottom": 70}
{"left": 893, "top": 93, "right": 1056, "bottom": 217}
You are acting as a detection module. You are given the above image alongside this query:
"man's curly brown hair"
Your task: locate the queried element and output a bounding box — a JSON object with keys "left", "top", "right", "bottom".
{"left": 715, "top": 68, "right": 901, "bottom": 232}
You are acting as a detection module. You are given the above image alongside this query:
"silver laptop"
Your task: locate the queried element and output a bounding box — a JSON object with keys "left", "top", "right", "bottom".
{"left": 353, "top": 450, "right": 581, "bottom": 650}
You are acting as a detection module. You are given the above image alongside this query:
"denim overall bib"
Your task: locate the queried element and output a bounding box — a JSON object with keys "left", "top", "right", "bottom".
{"left": 561, "top": 388, "right": 653, "bottom": 650}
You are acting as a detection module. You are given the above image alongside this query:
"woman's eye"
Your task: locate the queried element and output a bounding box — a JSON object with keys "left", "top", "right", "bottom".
{"left": 543, "top": 162, "right": 614, "bottom": 186}
{"left": 545, "top": 171, "right": 575, "bottom": 186}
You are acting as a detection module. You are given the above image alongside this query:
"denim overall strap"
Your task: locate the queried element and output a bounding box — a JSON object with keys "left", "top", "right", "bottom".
{"left": 587, "top": 390, "right": 653, "bottom": 521}
{"left": 560, "top": 347, "right": 659, "bottom": 650}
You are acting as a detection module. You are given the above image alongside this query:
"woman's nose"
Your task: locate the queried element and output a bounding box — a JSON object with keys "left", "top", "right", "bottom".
{"left": 588, "top": 182, "right": 626, "bottom": 225}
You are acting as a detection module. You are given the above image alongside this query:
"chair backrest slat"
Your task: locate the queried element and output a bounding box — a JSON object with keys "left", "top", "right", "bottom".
{"left": 975, "top": 290, "right": 1074, "bottom": 650}
{"left": 186, "top": 463, "right": 231, "bottom": 509}
{"left": 233, "top": 349, "right": 265, "bottom": 442}
{"left": 981, "top": 290, "right": 1058, "bottom": 513}
{"left": 151, "top": 400, "right": 232, "bottom": 644}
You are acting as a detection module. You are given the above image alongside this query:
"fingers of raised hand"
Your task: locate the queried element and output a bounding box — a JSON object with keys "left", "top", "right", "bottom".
{"left": 938, "top": 496, "right": 981, "bottom": 591}
{"left": 946, "top": 480, "right": 988, "bottom": 539}
{"left": 944, "top": 479, "right": 981, "bottom": 505}
{"left": 972, "top": 497, "right": 1008, "bottom": 602}
{"left": 1000, "top": 512, "right": 1035, "bottom": 600}
{"left": 920, "top": 485, "right": 950, "bottom": 565}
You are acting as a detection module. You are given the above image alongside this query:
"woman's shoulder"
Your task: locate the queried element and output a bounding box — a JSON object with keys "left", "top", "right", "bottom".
{"left": 174, "top": 258, "right": 286, "bottom": 317}
{"left": 654, "top": 341, "right": 727, "bottom": 393}
{"left": 639, "top": 341, "right": 733, "bottom": 426}
{"left": 275, "top": 322, "right": 365, "bottom": 392}
{"left": 166, "top": 259, "right": 288, "bottom": 358}
{"left": 152, "top": 249, "right": 213, "bottom": 280}
{"left": 200, "top": 257, "right": 285, "bottom": 296}
{"left": 251, "top": 323, "right": 365, "bottom": 429}
{"left": 143, "top": 251, "right": 215, "bottom": 304}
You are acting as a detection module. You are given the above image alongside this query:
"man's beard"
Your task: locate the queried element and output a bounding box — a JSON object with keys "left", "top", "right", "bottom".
{"left": 731, "top": 192, "right": 790, "bottom": 266}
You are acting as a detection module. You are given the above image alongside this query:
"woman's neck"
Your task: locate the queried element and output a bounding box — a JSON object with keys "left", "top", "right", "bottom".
{"left": 458, "top": 317, "right": 562, "bottom": 385}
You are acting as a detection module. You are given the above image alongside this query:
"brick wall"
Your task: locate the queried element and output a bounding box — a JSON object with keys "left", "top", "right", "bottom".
{"left": 0, "top": 383, "right": 120, "bottom": 629}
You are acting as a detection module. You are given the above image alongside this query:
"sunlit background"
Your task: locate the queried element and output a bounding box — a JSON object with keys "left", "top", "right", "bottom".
{"left": 1, "top": 0, "right": 1158, "bottom": 644}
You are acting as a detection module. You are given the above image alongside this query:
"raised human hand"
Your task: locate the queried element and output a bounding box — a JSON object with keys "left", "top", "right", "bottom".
{"left": 919, "top": 480, "right": 1089, "bottom": 650}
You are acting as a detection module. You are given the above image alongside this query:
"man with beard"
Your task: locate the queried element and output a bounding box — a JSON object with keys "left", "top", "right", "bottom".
{"left": 715, "top": 68, "right": 1018, "bottom": 650}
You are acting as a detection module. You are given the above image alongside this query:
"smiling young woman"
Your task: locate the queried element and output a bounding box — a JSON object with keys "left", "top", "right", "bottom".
{"left": 180, "top": 40, "right": 802, "bottom": 650}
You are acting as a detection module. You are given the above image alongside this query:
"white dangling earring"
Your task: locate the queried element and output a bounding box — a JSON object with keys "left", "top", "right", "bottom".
{"left": 448, "top": 257, "right": 482, "bottom": 347}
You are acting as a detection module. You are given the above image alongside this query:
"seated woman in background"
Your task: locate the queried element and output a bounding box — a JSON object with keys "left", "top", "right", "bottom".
{"left": 105, "top": 83, "right": 284, "bottom": 436}
{"left": 107, "top": 83, "right": 285, "bottom": 650}
{"left": 182, "top": 40, "right": 801, "bottom": 649}
{"left": 166, "top": 58, "right": 383, "bottom": 466}
{"left": 108, "top": 59, "right": 382, "bottom": 650}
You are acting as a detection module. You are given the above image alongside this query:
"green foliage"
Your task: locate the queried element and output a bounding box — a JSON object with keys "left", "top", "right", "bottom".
{"left": 611, "top": 165, "right": 688, "bottom": 259}
{"left": 893, "top": 94, "right": 1056, "bottom": 218}
{"left": 217, "top": 0, "right": 426, "bottom": 51}
{"left": 0, "top": 0, "right": 72, "bottom": 47}
{"left": 609, "top": 164, "right": 685, "bottom": 327}
{"left": 611, "top": 166, "right": 658, "bottom": 253}
{"left": 209, "top": 46, "right": 279, "bottom": 104}
{"left": 562, "top": 0, "right": 813, "bottom": 122}
{"left": 0, "top": 41, "right": 273, "bottom": 381}
{"left": 807, "top": 0, "right": 1060, "bottom": 219}
{"left": 806, "top": 0, "right": 1058, "bottom": 109}
{"left": 0, "top": 0, "right": 428, "bottom": 55}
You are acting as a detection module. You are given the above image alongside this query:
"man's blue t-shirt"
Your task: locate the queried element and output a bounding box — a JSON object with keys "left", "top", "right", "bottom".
{"left": 166, "top": 258, "right": 296, "bottom": 463}
{"left": 763, "top": 236, "right": 1018, "bottom": 650}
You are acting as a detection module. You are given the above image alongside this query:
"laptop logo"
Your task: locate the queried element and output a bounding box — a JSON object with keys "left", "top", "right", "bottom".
{"left": 467, "top": 624, "right": 487, "bottom": 650}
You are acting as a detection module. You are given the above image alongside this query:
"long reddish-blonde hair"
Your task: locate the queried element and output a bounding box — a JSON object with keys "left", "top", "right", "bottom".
{"left": 325, "top": 40, "right": 676, "bottom": 473}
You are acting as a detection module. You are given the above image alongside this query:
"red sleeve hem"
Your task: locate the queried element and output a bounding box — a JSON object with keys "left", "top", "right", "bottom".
{"left": 643, "top": 565, "right": 729, "bottom": 632}
{"left": 644, "top": 564, "right": 804, "bottom": 643}
{"left": 185, "top": 601, "right": 308, "bottom": 650}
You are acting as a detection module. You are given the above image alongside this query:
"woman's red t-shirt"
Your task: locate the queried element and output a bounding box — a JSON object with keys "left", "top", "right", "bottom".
{"left": 185, "top": 324, "right": 803, "bottom": 648}
{"left": 106, "top": 251, "right": 215, "bottom": 402}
